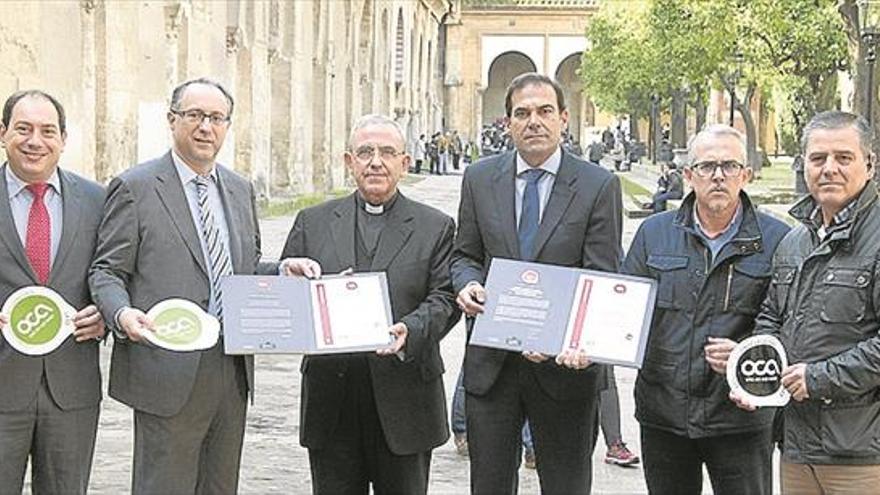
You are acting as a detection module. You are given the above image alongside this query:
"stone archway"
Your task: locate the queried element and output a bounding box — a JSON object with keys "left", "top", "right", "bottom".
{"left": 555, "top": 52, "right": 589, "bottom": 144}
{"left": 482, "top": 51, "right": 536, "bottom": 124}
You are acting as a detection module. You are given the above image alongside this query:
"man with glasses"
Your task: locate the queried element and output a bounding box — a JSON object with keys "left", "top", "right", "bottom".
{"left": 280, "top": 114, "right": 459, "bottom": 494}
{"left": 90, "top": 78, "right": 293, "bottom": 494}
{"left": 622, "top": 124, "right": 789, "bottom": 494}
{"left": 730, "top": 111, "right": 880, "bottom": 493}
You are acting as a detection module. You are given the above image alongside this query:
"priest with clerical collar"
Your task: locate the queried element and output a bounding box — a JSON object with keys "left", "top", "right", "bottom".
{"left": 280, "top": 114, "right": 460, "bottom": 495}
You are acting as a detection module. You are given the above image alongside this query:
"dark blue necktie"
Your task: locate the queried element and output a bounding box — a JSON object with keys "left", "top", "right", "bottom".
{"left": 518, "top": 168, "right": 546, "bottom": 260}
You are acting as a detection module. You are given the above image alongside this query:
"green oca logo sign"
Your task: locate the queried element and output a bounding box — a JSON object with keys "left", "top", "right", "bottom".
{"left": 152, "top": 308, "right": 202, "bottom": 345}
{"left": 10, "top": 295, "right": 61, "bottom": 345}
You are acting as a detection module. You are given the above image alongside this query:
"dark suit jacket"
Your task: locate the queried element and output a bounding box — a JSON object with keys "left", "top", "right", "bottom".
{"left": 281, "top": 192, "right": 460, "bottom": 455}
{"left": 89, "top": 152, "right": 277, "bottom": 417}
{"left": 0, "top": 165, "right": 105, "bottom": 412}
{"left": 450, "top": 149, "right": 623, "bottom": 401}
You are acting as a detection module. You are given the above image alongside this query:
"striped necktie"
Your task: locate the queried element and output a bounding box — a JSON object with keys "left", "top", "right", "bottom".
{"left": 194, "top": 175, "right": 233, "bottom": 319}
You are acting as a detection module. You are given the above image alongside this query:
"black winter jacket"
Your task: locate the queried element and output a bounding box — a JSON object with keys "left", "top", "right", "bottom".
{"left": 623, "top": 191, "right": 789, "bottom": 438}
{"left": 757, "top": 181, "right": 880, "bottom": 464}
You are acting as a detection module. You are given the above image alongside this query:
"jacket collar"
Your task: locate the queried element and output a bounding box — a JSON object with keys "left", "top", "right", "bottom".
{"left": 789, "top": 181, "right": 878, "bottom": 244}
{"left": 673, "top": 190, "right": 765, "bottom": 254}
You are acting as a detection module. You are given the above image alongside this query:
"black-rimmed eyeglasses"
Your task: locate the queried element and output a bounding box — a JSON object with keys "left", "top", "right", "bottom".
{"left": 690, "top": 160, "right": 745, "bottom": 178}
{"left": 171, "top": 108, "right": 231, "bottom": 126}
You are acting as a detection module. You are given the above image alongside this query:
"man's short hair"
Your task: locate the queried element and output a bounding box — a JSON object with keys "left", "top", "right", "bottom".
{"left": 801, "top": 111, "right": 871, "bottom": 160}
{"left": 169, "top": 77, "right": 235, "bottom": 117}
{"left": 686, "top": 124, "right": 747, "bottom": 166}
{"left": 2, "top": 90, "right": 67, "bottom": 135}
{"left": 504, "top": 73, "right": 566, "bottom": 117}
{"left": 348, "top": 114, "right": 406, "bottom": 149}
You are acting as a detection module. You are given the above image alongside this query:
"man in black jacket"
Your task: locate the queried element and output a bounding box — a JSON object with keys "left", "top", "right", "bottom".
{"left": 733, "top": 111, "right": 880, "bottom": 493}
{"left": 623, "top": 124, "right": 789, "bottom": 494}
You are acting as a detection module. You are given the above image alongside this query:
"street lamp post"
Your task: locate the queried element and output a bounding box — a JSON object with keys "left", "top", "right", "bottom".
{"left": 859, "top": 0, "right": 880, "bottom": 126}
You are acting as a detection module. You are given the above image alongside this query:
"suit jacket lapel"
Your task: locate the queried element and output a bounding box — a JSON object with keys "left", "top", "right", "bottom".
{"left": 533, "top": 152, "right": 577, "bottom": 258}
{"left": 216, "top": 167, "right": 244, "bottom": 272}
{"left": 329, "top": 194, "right": 357, "bottom": 270}
{"left": 371, "top": 194, "right": 414, "bottom": 271}
{"left": 153, "top": 153, "right": 209, "bottom": 278}
{"left": 0, "top": 164, "right": 37, "bottom": 280}
{"left": 492, "top": 154, "right": 520, "bottom": 258}
{"left": 49, "top": 169, "right": 82, "bottom": 284}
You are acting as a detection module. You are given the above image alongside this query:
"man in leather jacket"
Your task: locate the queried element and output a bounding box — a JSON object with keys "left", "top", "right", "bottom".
{"left": 623, "top": 124, "right": 789, "bottom": 494}
{"left": 733, "top": 111, "right": 880, "bottom": 493}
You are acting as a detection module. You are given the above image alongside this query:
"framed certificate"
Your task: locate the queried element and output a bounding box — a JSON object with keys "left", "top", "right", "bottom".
{"left": 221, "top": 272, "right": 394, "bottom": 355}
{"left": 470, "top": 258, "right": 657, "bottom": 368}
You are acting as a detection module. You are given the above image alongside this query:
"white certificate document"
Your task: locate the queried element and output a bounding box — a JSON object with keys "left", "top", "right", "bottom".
{"left": 560, "top": 274, "right": 654, "bottom": 364}
{"left": 310, "top": 275, "right": 392, "bottom": 351}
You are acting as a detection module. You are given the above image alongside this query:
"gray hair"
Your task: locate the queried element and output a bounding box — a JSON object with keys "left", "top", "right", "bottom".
{"left": 169, "top": 77, "right": 235, "bottom": 117}
{"left": 686, "top": 124, "right": 747, "bottom": 166}
{"left": 800, "top": 111, "right": 871, "bottom": 159}
{"left": 348, "top": 114, "right": 406, "bottom": 149}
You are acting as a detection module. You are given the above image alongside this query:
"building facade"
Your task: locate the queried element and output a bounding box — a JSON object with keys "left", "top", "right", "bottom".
{"left": 0, "top": 0, "right": 451, "bottom": 197}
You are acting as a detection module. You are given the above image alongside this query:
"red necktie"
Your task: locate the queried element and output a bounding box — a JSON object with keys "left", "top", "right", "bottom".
{"left": 25, "top": 183, "right": 51, "bottom": 284}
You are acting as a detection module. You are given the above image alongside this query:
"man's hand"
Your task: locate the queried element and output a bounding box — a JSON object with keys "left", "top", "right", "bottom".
{"left": 522, "top": 351, "right": 550, "bottom": 363}
{"left": 457, "top": 282, "right": 486, "bottom": 317}
{"left": 0, "top": 313, "right": 7, "bottom": 328}
{"left": 782, "top": 363, "right": 810, "bottom": 402}
{"left": 377, "top": 322, "right": 408, "bottom": 356}
{"left": 73, "top": 305, "right": 106, "bottom": 342}
{"left": 704, "top": 336, "right": 736, "bottom": 375}
{"left": 280, "top": 257, "right": 322, "bottom": 279}
{"left": 729, "top": 390, "right": 757, "bottom": 412}
{"left": 555, "top": 348, "right": 592, "bottom": 370}
{"left": 118, "top": 307, "right": 153, "bottom": 342}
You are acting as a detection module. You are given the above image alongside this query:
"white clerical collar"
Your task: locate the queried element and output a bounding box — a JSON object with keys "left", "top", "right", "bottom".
{"left": 364, "top": 202, "right": 384, "bottom": 215}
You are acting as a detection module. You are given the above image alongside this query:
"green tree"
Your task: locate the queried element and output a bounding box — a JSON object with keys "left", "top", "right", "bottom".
{"left": 581, "top": 4, "right": 659, "bottom": 143}
{"left": 730, "top": 0, "right": 847, "bottom": 172}
{"left": 582, "top": 0, "right": 847, "bottom": 173}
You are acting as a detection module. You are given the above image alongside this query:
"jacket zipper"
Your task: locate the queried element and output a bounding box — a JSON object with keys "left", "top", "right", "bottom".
{"left": 724, "top": 264, "right": 733, "bottom": 311}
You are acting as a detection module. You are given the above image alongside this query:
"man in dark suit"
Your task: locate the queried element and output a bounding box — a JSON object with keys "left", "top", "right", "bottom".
{"left": 89, "top": 78, "right": 289, "bottom": 494}
{"left": 451, "top": 73, "right": 623, "bottom": 494}
{"left": 280, "top": 114, "right": 460, "bottom": 494}
{"left": 0, "top": 90, "right": 106, "bottom": 495}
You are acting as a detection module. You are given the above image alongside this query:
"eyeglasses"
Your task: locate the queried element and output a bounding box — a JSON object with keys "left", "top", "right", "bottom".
{"left": 691, "top": 160, "right": 745, "bottom": 178}
{"left": 171, "top": 108, "right": 231, "bottom": 126}
{"left": 352, "top": 145, "right": 404, "bottom": 163}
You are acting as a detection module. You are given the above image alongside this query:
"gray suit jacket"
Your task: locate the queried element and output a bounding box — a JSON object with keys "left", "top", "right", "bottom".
{"left": 0, "top": 165, "right": 105, "bottom": 412}
{"left": 451, "top": 149, "right": 623, "bottom": 400}
{"left": 281, "top": 192, "right": 460, "bottom": 455}
{"left": 89, "top": 152, "right": 276, "bottom": 417}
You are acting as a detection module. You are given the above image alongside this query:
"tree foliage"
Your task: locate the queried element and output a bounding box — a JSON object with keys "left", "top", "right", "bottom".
{"left": 581, "top": 0, "right": 848, "bottom": 165}
{"left": 580, "top": 5, "right": 657, "bottom": 118}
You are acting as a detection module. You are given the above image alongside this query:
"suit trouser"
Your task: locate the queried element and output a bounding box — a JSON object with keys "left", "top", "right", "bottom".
{"left": 132, "top": 344, "right": 248, "bottom": 495}
{"left": 0, "top": 375, "right": 99, "bottom": 495}
{"left": 466, "top": 355, "right": 598, "bottom": 495}
{"left": 781, "top": 461, "right": 880, "bottom": 494}
{"left": 308, "top": 356, "right": 431, "bottom": 495}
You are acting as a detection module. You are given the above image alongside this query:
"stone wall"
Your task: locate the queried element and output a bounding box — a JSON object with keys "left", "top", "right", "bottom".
{"left": 0, "top": 0, "right": 451, "bottom": 197}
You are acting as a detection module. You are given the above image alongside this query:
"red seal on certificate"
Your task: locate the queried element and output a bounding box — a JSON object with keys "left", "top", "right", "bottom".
{"left": 614, "top": 284, "right": 627, "bottom": 294}
{"left": 520, "top": 270, "right": 539, "bottom": 284}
